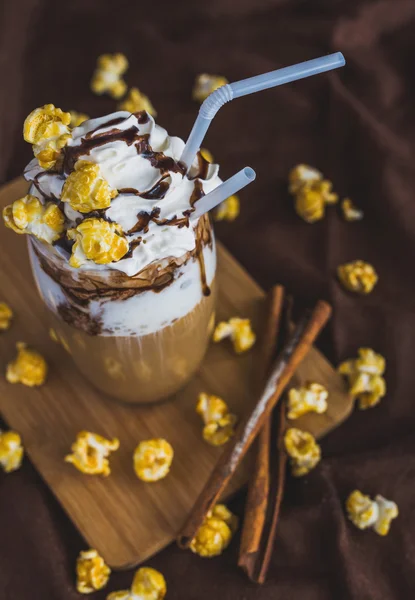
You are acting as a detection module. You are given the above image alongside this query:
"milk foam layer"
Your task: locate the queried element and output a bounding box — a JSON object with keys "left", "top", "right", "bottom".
{"left": 24, "top": 111, "right": 222, "bottom": 277}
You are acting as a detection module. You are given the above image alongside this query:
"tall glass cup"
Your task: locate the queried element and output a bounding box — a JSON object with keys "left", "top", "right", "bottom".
{"left": 28, "top": 214, "right": 216, "bottom": 404}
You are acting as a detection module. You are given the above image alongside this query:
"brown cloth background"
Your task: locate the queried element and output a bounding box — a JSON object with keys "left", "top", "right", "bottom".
{"left": 1, "top": 0, "right": 415, "bottom": 598}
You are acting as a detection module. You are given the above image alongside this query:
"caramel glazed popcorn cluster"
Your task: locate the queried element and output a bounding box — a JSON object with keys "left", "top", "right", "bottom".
{"left": 2, "top": 101, "right": 221, "bottom": 276}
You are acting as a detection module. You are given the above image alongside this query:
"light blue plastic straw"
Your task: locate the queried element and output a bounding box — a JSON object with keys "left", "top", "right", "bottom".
{"left": 181, "top": 52, "right": 345, "bottom": 170}
{"left": 191, "top": 167, "right": 256, "bottom": 220}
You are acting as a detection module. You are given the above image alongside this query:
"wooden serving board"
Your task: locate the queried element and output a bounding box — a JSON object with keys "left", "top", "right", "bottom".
{"left": 0, "top": 177, "right": 354, "bottom": 569}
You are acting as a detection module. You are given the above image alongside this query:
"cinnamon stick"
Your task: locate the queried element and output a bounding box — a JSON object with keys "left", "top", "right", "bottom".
{"left": 238, "top": 287, "right": 285, "bottom": 575}
{"left": 238, "top": 295, "right": 291, "bottom": 581}
{"left": 177, "top": 300, "right": 332, "bottom": 549}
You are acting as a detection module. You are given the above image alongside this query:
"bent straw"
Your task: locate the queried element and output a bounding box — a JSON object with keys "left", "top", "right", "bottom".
{"left": 181, "top": 52, "right": 345, "bottom": 170}
{"left": 191, "top": 167, "right": 256, "bottom": 220}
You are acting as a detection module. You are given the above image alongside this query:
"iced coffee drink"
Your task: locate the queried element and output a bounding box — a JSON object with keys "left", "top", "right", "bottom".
{"left": 4, "top": 106, "right": 220, "bottom": 403}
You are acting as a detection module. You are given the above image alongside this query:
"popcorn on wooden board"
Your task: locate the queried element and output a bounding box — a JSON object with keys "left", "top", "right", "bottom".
{"left": 284, "top": 427, "right": 321, "bottom": 477}
{"left": 24, "top": 104, "right": 72, "bottom": 169}
{"left": 3, "top": 195, "right": 65, "bottom": 243}
{"left": 192, "top": 73, "right": 229, "bottom": 103}
{"left": 214, "top": 195, "right": 240, "bottom": 222}
{"left": 118, "top": 87, "right": 157, "bottom": 117}
{"left": 337, "top": 260, "right": 378, "bottom": 295}
{"left": 338, "top": 348, "right": 386, "bottom": 409}
{"left": 62, "top": 160, "right": 118, "bottom": 213}
{"left": 69, "top": 111, "right": 90, "bottom": 128}
{"left": 0, "top": 430, "right": 24, "bottom": 473}
{"left": 67, "top": 218, "right": 129, "bottom": 268}
{"left": 346, "top": 490, "right": 398, "bottom": 536}
{"left": 107, "top": 567, "right": 166, "bottom": 600}
{"left": 287, "top": 382, "right": 328, "bottom": 420}
{"left": 213, "top": 317, "right": 256, "bottom": 354}
{"left": 341, "top": 198, "right": 364, "bottom": 222}
{"left": 0, "top": 302, "right": 13, "bottom": 331}
{"left": 133, "top": 439, "right": 174, "bottom": 482}
{"left": 196, "top": 393, "right": 237, "bottom": 446}
{"left": 6, "top": 342, "right": 47, "bottom": 387}
{"left": 76, "top": 549, "right": 111, "bottom": 594}
{"left": 91, "top": 53, "right": 129, "bottom": 99}
{"left": 65, "top": 431, "right": 120, "bottom": 477}
{"left": 189, "top": 504, "right": 238, "bottom": 557}
{"left": 49, "top": 328, "right": 71, "bottom": 353}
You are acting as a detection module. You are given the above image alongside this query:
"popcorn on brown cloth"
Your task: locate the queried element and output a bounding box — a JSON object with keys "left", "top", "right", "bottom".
{"left": 133, "top": 439, "right": 173, "bottom": 482}
{"left": 65, "top": 431, "right": 120, "bottom": 477}
{"left": 76, "top": 549, "right": 111, "bottom": 594}
{"left": 3, "top": 194, "right": 65, "bottom": 243}
{"left": 67, "top": 218, "right": 129, "bottom": 268}
{"left": 107, "top": 566, "right": 166, "bottom": 600}
{"left": 341, "top": 198, "right": 364, "bottom": 222}
{"left": 6, "top": 342, "right": 47, "bottom": 387}
{"left": 69, "top": 111, "right": 90, "bottom": 128}
{"left": 346, "top": 490, "right": 398, "bottom": 536}
{"left": 337, "top": 260, "right": 378, "bottom": 295}
{"left": 288, "top": 164, "right": 338, "bottom": 223}
{"left": 192, "top": 73, "right": 229, "bottom": 103}
{"left": 338, "top": 348, "right": 386, "bottom": 409}
{"left": 0, "top": 302, "right": 13, "bottom": 331}
{"left": 61, "top": 160, "right": 118, "bottom": 213}
{"left": 23, "top": 104, "right": 71, "bottom": 169}
{"left": 287, "top": 382, "right": 328, "bottom": 420}
{"left": 91, "top": 53, "right": 129, "bottom": 99}
{"left": 284, "top": 427, "right": 321, "bottom": 477}
{"left": 196, "top": 393, "right": 237, "bottom": 446}
{"left": 0, "top": 430, "right": 24, "bottom": 473}
{"left": 214, "top": 195, "right": 240, "bottom": 222}
{"left": 189, "top": 504, "right": 238, "bottom": 557}
{"left": 118, "top": 87, "right": 157, "bottom": 117}
{"left": 213, "top": 317, "right": 256, "bottom": 354}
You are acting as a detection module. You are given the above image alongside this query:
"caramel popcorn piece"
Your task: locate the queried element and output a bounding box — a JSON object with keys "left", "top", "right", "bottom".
{"left": 190, "top": 503, "right": 238, "bottom": 557}
{"left": 337, "top": 260, "right": 378, "bottom": 295}
{"left": 287, "top": 382, "right": 328, "bottom": 420}
{"left": 0, "top": 302, "right": 13, "bottom": 331}
{"left": 3, "top": 195, "right": 65, "bottom": 243}
{"left": 67, "top": 218, "right": 129, "bottom": 268}
{"left": 107, "top": 567, "right": 166, "bottom": 600}
{"left": 214, "top": 195, "right": 240, "bottom": 222}
{"left": 192, "top": 73, "right": 229, "bottom": 103}
{"left": 288, "top": 164, "right": 338, "bottom": 223}
{"left": 284, "top": 427, "right": 321, "bottom": 477}
{"left": 288, "top": 164, "right": 323, "bottom": 194}
{"left": 65, "top": 431, "right": 120, "bottom": 476}
{"left": 91, "top": 53, "right": 128, "bottom": 99}
{"left": 346, "top": 490, "right": 398, "bottom": 536}
{"left": 294, "top": 180, "right": 338, "bottom": 223}
{"left": 341, "top": 198, "right": 364, "bottom": 222}
{"left": 62, "top": 160, "right": 118, "bottom": 213}
{"left": 133, "top": 439, "right": 174, "bottom": 482}
{"left": 76, "top": 549, "right": 111, "bottom": 594}
{"left": 6, "top": 342, "right": 47, "bottom": 387}
{"left": 196, "top": 393, "right": 237, "bottom": 446}
{"left": 338, "top": 348, "right": 386, "bottom": 409}
{"left": 213, "top": 317, "right": 256, "bottom": 354}
{"left": 118, "top": 87, "right": 157, "bottom": 117}
{"left": 69, "top": 111, "right": 90, "bottom": 128}
{"left": 0, "top": 430, "right": 24, "bottom": 473}
{"left": 24, "top": 104, "right": 71, "bottom": 169}
{"left": 200, "top": 148, "right": 214, "bottom": 163}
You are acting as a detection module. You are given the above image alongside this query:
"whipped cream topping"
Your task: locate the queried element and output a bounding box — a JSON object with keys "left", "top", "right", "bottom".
{"left": 24, "top": 111, "right": 221, "bottom": 277}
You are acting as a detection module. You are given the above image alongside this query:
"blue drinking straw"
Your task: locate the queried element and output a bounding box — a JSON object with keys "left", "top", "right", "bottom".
{"left": 181, "top": 52, "right": 345, "bottom": 171}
